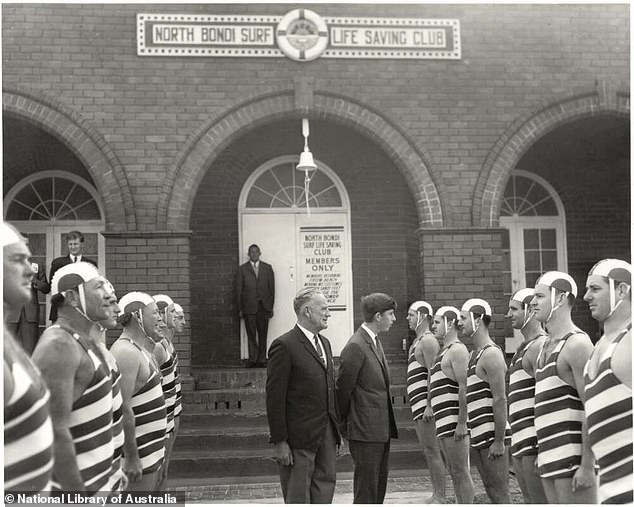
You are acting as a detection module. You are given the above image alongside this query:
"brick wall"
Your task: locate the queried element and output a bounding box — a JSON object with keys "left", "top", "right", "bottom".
{"left": 419, "top": 229, "right": 507, "bottom": 350}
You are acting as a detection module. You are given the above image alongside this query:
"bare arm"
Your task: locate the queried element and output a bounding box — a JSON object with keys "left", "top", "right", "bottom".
{"left": 481, "top": 347, "right": 508, "bottom": 457}
{"left": 449, "top": 344, "right": 470, "bottom": 438}
{"left": 32, "top": 331, "right": 84, "bottom": 491}
{"left": 111, "top": 341, "right": 143, "bottom": 482}
{"left": 419, "top": 335, "right": 440, "bottom": 422}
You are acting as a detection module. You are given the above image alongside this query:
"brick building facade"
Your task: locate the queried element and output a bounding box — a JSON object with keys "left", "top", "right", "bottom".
{"left": 3, "top": 4, "right": 630, "bottom": 382}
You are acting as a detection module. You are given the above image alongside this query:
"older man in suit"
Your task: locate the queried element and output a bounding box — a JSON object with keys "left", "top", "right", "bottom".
{"left": 237, "top": 244, "right": 275, "bottom": 367}
{"left": 266, "top": 287, "right": 340, "bottom": 503}
{"left": 48, "top": 230, "right": 97, "bottom": 322}
{"left": 6, "top": 259, "right": 50, "bottom": 354}
{"left": 337, "top": 293, "right": 399, "bottom": 504}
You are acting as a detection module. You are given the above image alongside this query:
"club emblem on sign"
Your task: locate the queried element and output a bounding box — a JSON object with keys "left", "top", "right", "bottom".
{"left": 276, "top": 9, "right": 329, "bottom": 62}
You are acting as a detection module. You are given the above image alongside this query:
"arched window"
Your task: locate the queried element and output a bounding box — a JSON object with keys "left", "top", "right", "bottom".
{"left": 241, "top": 156, "right": 346, "bottom": 210}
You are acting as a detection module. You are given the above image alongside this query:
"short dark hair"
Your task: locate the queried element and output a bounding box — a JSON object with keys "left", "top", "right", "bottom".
{"left": 248, "top": 244, "right": 260, "bottom": 252}
{"left": 471, "top": 312, "right": 491, "bottom": 327}
{"left": 67, "top": 231, "right": 84, "bottom": 242}
{"left": 361, "top": 293, "right": 397, "bottom": 322}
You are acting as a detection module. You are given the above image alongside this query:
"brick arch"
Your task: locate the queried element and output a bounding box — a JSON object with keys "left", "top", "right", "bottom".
{"left": 3, "top": 89, "right": 136, "bottom": 231}
{"left": 474, "top": 88, "right": 630, "bottom": 227}
{"left": 160, "top": 92, "right": 442, "bottom": 229}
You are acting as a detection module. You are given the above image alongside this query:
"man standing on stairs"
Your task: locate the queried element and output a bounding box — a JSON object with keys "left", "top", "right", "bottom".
{"left": 266, "top": 287, "right": 340, "bottom": 503}
{"left": 336, "top": 293, "right": 399, "bottom": 504}
{"left": 237, "top": 244, "right": 275, "bottom": 367}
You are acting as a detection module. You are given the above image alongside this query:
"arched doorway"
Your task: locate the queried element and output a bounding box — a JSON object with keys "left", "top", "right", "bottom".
{"left": 4, "top": 170, "right": 106, "bottom": 326}
{"left": 238, "top": 156, "right": 353, "bottom": 356}
{"left": 500, "top": 169, "right": 567, "bottom": 351}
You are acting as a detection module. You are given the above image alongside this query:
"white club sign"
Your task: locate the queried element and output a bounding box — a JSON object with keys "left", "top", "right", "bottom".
{"left": 137, "top": 10, "right": 461, "bottom": 61}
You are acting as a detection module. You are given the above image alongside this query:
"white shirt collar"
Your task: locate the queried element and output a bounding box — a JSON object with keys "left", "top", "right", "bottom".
{"left": 361, "top": 323, "right": 377, "bottom": 346}
{"left": 297, "top": 323, "right": 322, "bottom": 351}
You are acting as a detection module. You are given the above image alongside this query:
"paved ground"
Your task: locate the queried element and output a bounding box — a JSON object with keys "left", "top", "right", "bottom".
{"left": 169, "top": 469, "right": 524, "bottom": 504}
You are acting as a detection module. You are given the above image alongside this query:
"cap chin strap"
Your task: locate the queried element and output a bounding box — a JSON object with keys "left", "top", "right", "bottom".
{"left": 469, "top": 313, "right": 479, "bottom": 338}
{"left": 415, "top": 313, "right": 422, "bottom": 330}
{"left": 520, "top": 306, "right": 534, "bottom": 330}
{"left": 63, "top": 285, "right": 91, "bottom": 322}
{"left": 546, "top": 287, "right": 568, "bottom": 323}
{"left": 607, "top": 280, "right": 631, "bottom": 319}
{"left": 134, "top": 309, "right": 148, "bottom": 336}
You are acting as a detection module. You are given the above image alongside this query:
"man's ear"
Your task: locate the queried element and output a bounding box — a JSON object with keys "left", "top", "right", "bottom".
{"left": 616, "top": 281, "right": 631, "bottom": 299}
{"left": 64, "top": 288, "right": 81, "bottom": 307}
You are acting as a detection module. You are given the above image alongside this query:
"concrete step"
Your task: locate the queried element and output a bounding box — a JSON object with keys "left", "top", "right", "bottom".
{"left": 173, "top": 424, "right": 418, "bottom": 451}
{"left": 168, "top": 441, "right": 427, "bottom": 479}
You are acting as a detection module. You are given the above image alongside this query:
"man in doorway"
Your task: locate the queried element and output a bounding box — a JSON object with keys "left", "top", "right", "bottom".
{"left": 336, "top": 293, "right": 399, "bottom": 504}
{"left": 6, "top": 239, "right": 50, "bottom": 354}
{"left": 48, "top": 230, "right": 97, "bottom": 322}
{"left": 266, "top": 287, "right": 340, "bottom": 503}
{"left": 531, "top": 271, "right": 597, "bottom": 504}
{"left": 236, "top": 244, "right": 275, "bottom": 367}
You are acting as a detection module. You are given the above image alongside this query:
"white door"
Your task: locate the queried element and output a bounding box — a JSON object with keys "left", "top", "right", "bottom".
{"left": 240, "top": 212, "right": 353, "bottom": 356}
{"left": 239, "top": 155, "right": 353, "bottom": 357}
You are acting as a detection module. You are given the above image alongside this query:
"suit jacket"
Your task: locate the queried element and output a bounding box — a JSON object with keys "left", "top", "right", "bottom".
{"left": 266, "top": 325, "right": 340, "bottom": 452}
{"left": 336, "top": 326, "right": 398, "bottom": 442}
{"left": 6, "top": 263, "right": 50, "bottom": 324}
{"left": 48, "top": 255, "right": 97, "bottom": 321}
{"left": 236, "top": 260, "right": 275, "bottom": 314}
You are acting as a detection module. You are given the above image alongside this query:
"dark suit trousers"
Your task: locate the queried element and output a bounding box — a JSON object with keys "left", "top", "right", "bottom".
{"left": 348, "top": 440, "right": 391, "bottom": 504}
{"left": 244, "top": 301, "right": 270, "bottom": 362}
{"left": 279, "top": 422, "right": 337, "bottom": 504}
{"left": 7, "top": 311, "right": 39, "bottom": 355}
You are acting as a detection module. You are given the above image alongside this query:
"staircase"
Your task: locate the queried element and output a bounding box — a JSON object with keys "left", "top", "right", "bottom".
{"left": 168, "top": 358, "right": 426, "bottom": 487}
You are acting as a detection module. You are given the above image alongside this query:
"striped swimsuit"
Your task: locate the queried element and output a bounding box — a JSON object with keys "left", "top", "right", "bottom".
{"left": 534, "top": 332, "right": 585, "bottom": 478}
{"left": 429, "top": 342, "right": 461, "bottom": 438}
{"left": 158, "top": 340, "right": 178, "bottom": 435}
{"left": 50, "top": 328, "right": 115, "bottom": 494}
{"left": 406, "top": 336, "right": 428, "bottom": 421}
{"left": 584, "top": 325, "right": 632, "bottom": 504}
{"left": 4, "top": 338, "right": 54, "bottom": 493}
{"left": 99, "top": 343, "right": 124, "bottom": 491}
{"left": 508, "top": 337, "right": 543, "bottom": 457}
{"left": 172, "top": 346, "right": 182, "bottom": 419}
{"left": 120, "top": 338, "right": 167, "bottom": 474}
{"left": 466, "top": 344, "right": 512, "bottom": 449}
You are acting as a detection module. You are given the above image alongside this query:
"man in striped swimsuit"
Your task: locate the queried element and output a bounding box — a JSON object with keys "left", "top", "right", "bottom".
{"left": 460, "top": 298, "right": 511, "bottom": 504}
{"left": 505, "top": 288, "right": 547, "bottom": 503}
{"left": 3, "top": 222, "right": 54, "bottom": 495}
{"left": 111, "top": 292, "right": 168, "bottom": 492}
{"left": 32, "top": 262, "right": 118, "bottom": 494}
{"left": 583, "top": 259, "right": 632, "bottom": 504}
{"left": 531, "top": 271, "right": 597, "bottom": 503}
{"left": 406, "top": 300, "right": 447, "bottom": 503}
{"left": 429, "top": 305, "right": 474, "bottom": 503}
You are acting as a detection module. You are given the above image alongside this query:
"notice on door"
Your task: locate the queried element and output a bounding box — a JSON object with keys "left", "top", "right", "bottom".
{"left": 299, "top": 226, "right": 346, "bottom": 311}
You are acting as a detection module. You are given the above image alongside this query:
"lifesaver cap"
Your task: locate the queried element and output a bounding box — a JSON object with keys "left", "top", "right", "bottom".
{"left": 409, "top": 300, "right": 433, "bottom": 316}
{"left": 1, "top": 222, "right": 25, "bottom": 248}
{"left": 461, "top": 298, "right": 492, "bottom": 317}
{"left": 173, "top": 303, "right": 184, "bottom": 314}
{"left": 51, "top": 262, "right": 101, "bottom": 295}
{"left": 589, "top": 259, "right": 631, "bottom": 285}
{"left": 535, "top": 271, "right": 578, "bottom": 297}
{"left": 435, "top": 305, "right": 460, "bottom": 322}
{"left": 153, "top": 294, "right": 174, "bottom": 311}
{"left": 511, "top": 288, "right": 534, "bottom": 306}
{"left": 118, "top": 292, "right": 154, "bottom": 315}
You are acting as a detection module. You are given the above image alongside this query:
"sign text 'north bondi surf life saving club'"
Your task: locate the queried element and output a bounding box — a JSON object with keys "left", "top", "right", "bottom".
{"left": 137, "top": 9, "right": 461, "bottom": 61}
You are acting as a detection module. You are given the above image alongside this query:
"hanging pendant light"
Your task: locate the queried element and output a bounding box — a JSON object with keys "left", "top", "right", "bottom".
{"left": 296, "top": 118, "right": 317, "bottom": 214}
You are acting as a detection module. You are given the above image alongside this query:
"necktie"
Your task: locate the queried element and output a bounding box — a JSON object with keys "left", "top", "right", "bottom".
{"left": 253, "top": 262, "right": 259, "bottom": 277}
{"left": 313, "top": 334, "right": 325, "bottom": 365}
{"left": 72, "top": 255, "right": 77, "bottom": 263}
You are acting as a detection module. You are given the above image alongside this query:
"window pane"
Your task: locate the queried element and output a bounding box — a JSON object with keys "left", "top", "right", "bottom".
{"left": 542, "top": 250, "right": 557, "bottom": 271}
{"left": 524, "top": 229, "right": 539, "bottom": 249}
{"left": 524, "top": 250, "right": 540, "bottom": 271}
{"left": 541, "top": 229, "right": 556, "bottom": 249}
{"left": 525, "top": 271, "right": 541, "bottom": 288}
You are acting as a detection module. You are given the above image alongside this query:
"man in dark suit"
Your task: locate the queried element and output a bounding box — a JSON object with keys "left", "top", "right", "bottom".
{"left": 266, "top": 287, "right": 340, "bottom": 503}
{"left": 236, "top": 244, "right": 275, "bottom": 367}
{"left": 6, "top": 259, "right": 50, "bottom": 355}
{"left": 336, "top": 292, "right": 399, "bottom": 504}
{"left": 48, "top": 230, "right": 97, "bottom": 322}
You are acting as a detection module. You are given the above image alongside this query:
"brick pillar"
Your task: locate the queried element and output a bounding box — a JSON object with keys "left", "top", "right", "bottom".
{"left": 418, "top": 228, "right": 508, "bottom": 350}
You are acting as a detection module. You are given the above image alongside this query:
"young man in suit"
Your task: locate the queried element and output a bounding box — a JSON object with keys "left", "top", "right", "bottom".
{"left": 6, "top": 258, "right": 50, "bottom": 354}
{"left": 48, "top": 230, "right": 97, "bottom": 322}
{"left": 236, "top": 244, "right": 275, "bottom": 367}
{"left": 265, "top": 287, "right": 340, "bottom": 503}
{"left": 336, "top": 292, "right": 399, "bottom": 504}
